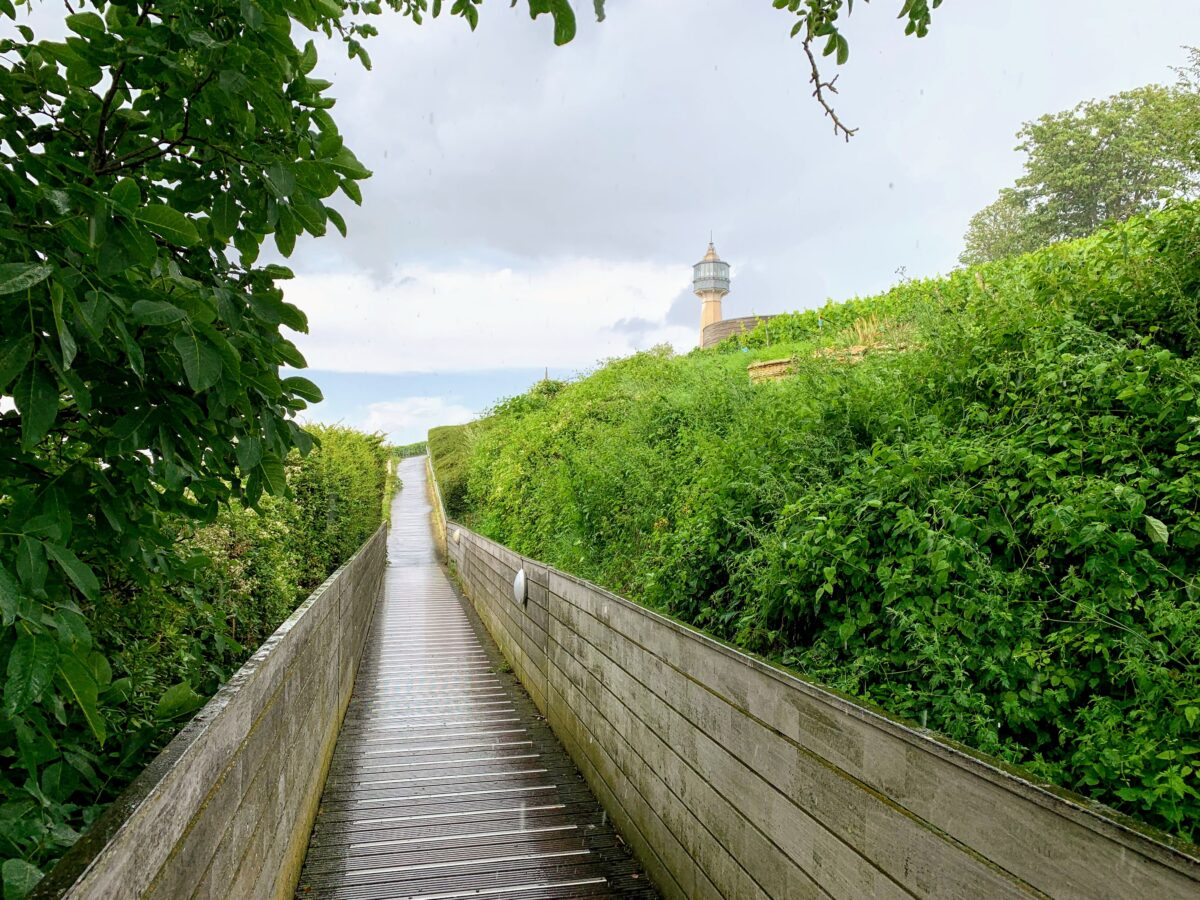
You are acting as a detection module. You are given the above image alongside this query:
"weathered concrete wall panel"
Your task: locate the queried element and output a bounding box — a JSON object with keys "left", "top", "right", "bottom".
{"left": 34, "top": 525, "right": 388, "bottom": 900}
{"left": 442, "top": 517, "right": 1200, "bottom": 899}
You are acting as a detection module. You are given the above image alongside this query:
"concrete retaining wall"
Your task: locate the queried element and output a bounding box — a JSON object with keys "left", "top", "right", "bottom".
{"left": 440, "top": 518, "right": 1200, "bottom": 898}
{"left": 35, "top": 525, "right": 388, "bottom": 900}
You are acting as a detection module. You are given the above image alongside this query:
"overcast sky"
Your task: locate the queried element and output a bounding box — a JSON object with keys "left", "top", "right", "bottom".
{"left": 19, "top": 1, "right": 1200, "bottom": 441}
{"left": 283, "top": 0, "right": 1200, "bottom": 442}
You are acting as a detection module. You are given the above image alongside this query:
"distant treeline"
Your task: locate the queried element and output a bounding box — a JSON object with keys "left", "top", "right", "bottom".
{"left": 393, "top": 440, "right": 429, "bottom": 458}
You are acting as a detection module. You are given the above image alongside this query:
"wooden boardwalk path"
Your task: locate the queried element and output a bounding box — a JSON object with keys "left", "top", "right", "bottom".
{"left": 296, "top": 457, "right": 655, "bottom": 900}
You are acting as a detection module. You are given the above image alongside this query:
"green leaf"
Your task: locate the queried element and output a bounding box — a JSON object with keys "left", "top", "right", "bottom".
{"left": 298, "top": 40, "right": 319, "bottom": 74}
{"left": 340, "top": 179, "right": 363, "bottom": 205}
{"left": 57, "top": 654, "right": 106, "bottom": 744}
{"left": 282, "top": 375, "right": 323, "bottom": 403}
{"left": 1144, "top": 515, "right": 1169, "bottom": 546}
{"left": 289, "top": 194, "right": 327, "bottom": 236}
{"left": 113, "top": 317, "right": 144, "bottom": 378}
{"left": 87, "top": 652, "right": 111, "bottom": 686}
{"left": 45, "top": 543, "right": 101, "bottom": 602}
{"left": 0, "top": 333, "right": 35, "bottom": 392}
{"left": 212, "top": 193, "right": 239, "bottom": 240}
{"left": 528, "top": 0, "right": 576, "bottom": 44}
{"left": 240, "top": 0, "right": 265, "bottom": 29}
{"left": 110, "top": 406, "right": 153, "bottom": 442}
{"left": 0, "top": 565, "right": 22, "bottom": 625}
{"left": 115, "top": 220, "right": 159, "bottom": 268}
{"left": 173, "top": 331, "right": 223, "bottom": 391}
{"left": 259, "top": 455, "right": 287, "bottom": 495}
{"left": 65, "top": 11, "right": 106, "bottom": 38}
{"left": 5, "top": 631, "right": 59, "bottom": 715}
{"left": 329, "top": 147, "right": 371, "bottom": 180}
{"left": 274, "top": 224, "right": 297, "bottom": 258}
{"left": 134, "top": 205, "right": 200, "bottom": 246}
{"left": 52, "top": 289, "right": 77, "bottom": 369}
{"left": 155, "top": 681, "right": 204, "bottom": 720}
{"left": 326, "top": 206, "right": 347, "bottom": 238}
{"left": 16, "top": 537, "right": 47, "bottom": 594}
{"left": 234, "top": 228, "right": 260, "bottom": 265}
{"left": 35, "top": 486, "right": 72, "bottom": 543}
{"left": 0, "top": 262, "right": 52, "bottom": 295}
{"left": 236, "top": 434, "right": 262, "bottom": 471}
{"left": 132, "top": 299, "right": 188, "bottom": 325}
{"left": 110, "top": 178, "right": 141, "bottom": 211}
{"left": 2, "top": 859, "right": 44, "bottom": 900}
{"left": 51, "top": 607, "right": 93, "bottom": 651}
{"left": 14, "top": 363, "right": 58, "bottom": 449}
{"left": 264, "top": 163, "right": 296, "bottom": 198}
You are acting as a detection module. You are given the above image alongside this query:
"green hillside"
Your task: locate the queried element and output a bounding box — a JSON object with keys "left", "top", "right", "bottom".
{"left": 433, "top": 201, "right": 1200, "bottom": 843}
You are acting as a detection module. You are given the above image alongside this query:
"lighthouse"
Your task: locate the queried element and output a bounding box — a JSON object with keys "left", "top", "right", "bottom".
{"left": 693, "top": 241, "right": 731, "bottom": 346}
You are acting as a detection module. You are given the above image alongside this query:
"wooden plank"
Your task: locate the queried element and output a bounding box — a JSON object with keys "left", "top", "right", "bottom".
{"left": 471, "top": 542, "right": 551, "bottom": 655}
{"left": 548, "top": 636, "right": 829, "bottom": 900}
{"left": 546, "top": 567, "right": 1200, "bottom": 899}
{"left": 552, "top": 588, "right": 1039, "bottom": 898}
{"left": 294, "top": 459, "right": 654, "bottom": 900}
{"left": 545, "top": 672, "right": 692, "bottom": 900}
{"left": 549, "top": 621, "right": 902, "bottom": 900}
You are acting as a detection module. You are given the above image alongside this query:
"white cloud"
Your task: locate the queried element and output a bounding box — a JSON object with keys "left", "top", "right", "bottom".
{"left": 284, "top": 258, "right": 697, "bottom": 374}
{"left": 363, "top": 396, "right": 475, "bottom": 442}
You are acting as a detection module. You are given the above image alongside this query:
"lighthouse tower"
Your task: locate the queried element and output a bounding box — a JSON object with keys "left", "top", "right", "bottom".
{"left": 693, "top": 241, "right": 731, "bottom": 346}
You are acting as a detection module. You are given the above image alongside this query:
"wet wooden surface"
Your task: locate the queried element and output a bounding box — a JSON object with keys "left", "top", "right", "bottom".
{"left": 296, "top": 457, "right": 655, "bottom": 900}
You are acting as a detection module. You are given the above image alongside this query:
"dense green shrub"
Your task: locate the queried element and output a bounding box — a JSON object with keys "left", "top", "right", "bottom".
{"left": 430, "top": 423, "right": 479, "bottom": 519}
{"left": 286, "top": 426, "right": 391, "bottom": 591}
{"left": 458, "top": 201, "right": 1200, "bottom": 843}
{"left": 0, "top": 427, "right": 391, "bottom": 887}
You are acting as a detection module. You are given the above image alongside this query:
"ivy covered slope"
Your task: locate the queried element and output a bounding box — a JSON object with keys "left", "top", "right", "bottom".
{"left": 449, "top": 201, "right": 1200, "bottom": 844}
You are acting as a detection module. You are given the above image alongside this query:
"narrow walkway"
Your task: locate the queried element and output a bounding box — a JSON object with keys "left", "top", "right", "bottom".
{"left": 297, "top": 457, "right": 654, "bottom": 899}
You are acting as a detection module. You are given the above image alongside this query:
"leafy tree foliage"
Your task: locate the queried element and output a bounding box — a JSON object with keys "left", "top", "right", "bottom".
{"left": 1, "top": 0, "right": 369, "bottom": 739}
{"left": 446, "top": 202, "right": 1200, "bottom": 843}
{"left": 959, "top": 190, "right": 1047, "bottom": 264}
{"left": 962, "top": 54, "right": 1200, "bottom": 264}
{"left": 0, "top": 0, "right": 590, "bottom": 887}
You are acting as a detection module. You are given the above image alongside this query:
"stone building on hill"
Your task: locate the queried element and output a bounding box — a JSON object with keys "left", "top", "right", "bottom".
{"left": 693, "top": 241, "right": 773, "bottom": 348}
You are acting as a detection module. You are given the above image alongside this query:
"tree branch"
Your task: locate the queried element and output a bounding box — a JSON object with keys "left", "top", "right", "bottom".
{"left": 95, "top": 71, "right": 217, "bottom": 176}
{"left": 802, "top": 37, "right": 857, "bottom": 142}
{"left": 91, "top": 0, "right": 155, "bottom": 173}
{"left": 93, "top": 62, "right": 130, "bottom": 171}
